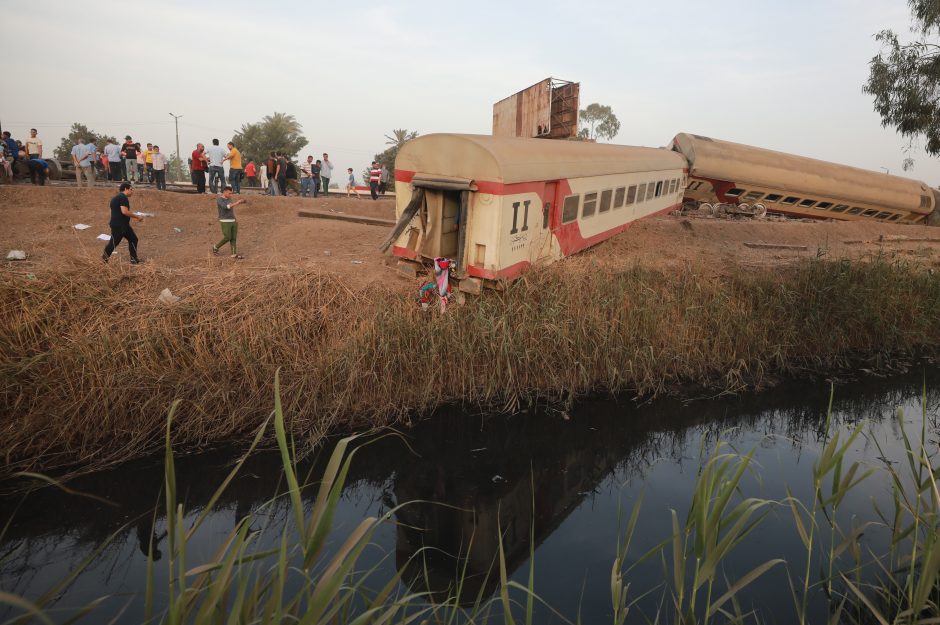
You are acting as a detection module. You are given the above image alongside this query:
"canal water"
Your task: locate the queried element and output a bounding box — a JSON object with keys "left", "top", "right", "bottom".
{"left": 1, "top": 369, "right": 938, "bottom": 623}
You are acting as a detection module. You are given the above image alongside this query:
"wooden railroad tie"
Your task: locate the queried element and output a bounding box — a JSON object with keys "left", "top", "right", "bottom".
{"left": 297, "top": 210, "right": 397, "bottom": 227}
{"left": 742, "top": 242, "right": 809, "bottom": 251}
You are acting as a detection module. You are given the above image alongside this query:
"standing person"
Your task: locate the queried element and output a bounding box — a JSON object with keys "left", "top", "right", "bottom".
{"left": 121, "top": 136, "right": 138, "bottom": 182}
{"left": 345, "top": 167, "right": 361, "bottom": 199}
{"left": 205, "top": 138, "right": 227, "bottom": 194}
{"left": 300, "top": 155, "right": 314, "bottom": 197}
{"left": 71, "top": 137, "right": 95, "bottom": 188}
{"left": 285, "top": 158, "right": 300, "bottom": 195}
{"left": 275, "top": 152, "right": 288, "bottom": 196}
{"left": 244, "top": 160, "right": 257, "bottom": 187}
{"left": 25, "top": 128, "right": 42, "bottom": 159}
{"left": 259, "top": 161, "right": 268, "bottom": 191}
{"left": 265, "top": 152, "right": 278, "bottom": 195}
{"left": 312, "top": 159, "right": 321, "bottom": 197}
{"left": 102, "top": 182, "right": 143, "bottom": 264}
{"left": 223, "top": 141, "right": 242, "bottom": 194}
{"left": 211, "top": 187, "right": 247, "bottom": 259}
{"left": 190, "top": 143, "right": 208, "bottom": 193}
{"left": 104, "top": 138, "right": 122, "bottom": 181}
{"left": 379, "top": 164, "right": 390, "bottom": 195}
{"left": 320, "top": 153, "right": 333, "bottom": 196}
{"left": 151, "top": 145, "right": 168, "bottom": 190}
{"left": 369, "top": 161, "right": 381, "bottom": 200}
{"left": 143, "top": 143, "right": 155, "bottom": 183}
{"left": 0, "top": 142, "right": 13, "bottom": 182}
{"left": 135, "top": 144, "right": 146, "bottom": 182}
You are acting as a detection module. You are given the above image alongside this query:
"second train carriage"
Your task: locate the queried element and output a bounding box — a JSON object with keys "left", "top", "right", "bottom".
{"left": 387, "top": 133, "right": 688, "bottom": 283}
{"left": 672, "top": 132, "right": 940, "bottom": 224}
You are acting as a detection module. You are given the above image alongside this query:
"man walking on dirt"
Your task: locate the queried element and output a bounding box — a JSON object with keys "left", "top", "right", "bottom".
{"left": 25, "top": 129, "right": 42, "bottom": 159}
{"left": 206, "top": 139, "right": 227, "bottom": 194}
{"left": 212, "top": 187, "right": 248, "bottom": 259}
{"left": 191, "top": 143, "right": 208, "bottom": 193}
{"left": 320, "top": 153, "right": 333, "bottom": 196}
{"left": 102, "top": 182, "right": 144, "bottom": 264}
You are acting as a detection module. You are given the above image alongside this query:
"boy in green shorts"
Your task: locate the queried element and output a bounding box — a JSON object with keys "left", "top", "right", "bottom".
{"left": 212, "top": 187, "right": 248, "bottom": 259}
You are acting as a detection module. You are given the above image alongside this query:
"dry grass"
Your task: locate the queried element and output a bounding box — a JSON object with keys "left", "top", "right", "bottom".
{"left": 3, "top": 256, "right": 940, "bottom": 477}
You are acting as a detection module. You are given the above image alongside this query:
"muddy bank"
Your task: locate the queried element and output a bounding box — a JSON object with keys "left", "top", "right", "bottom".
{"left": 3, "top": 256, "right": 940, "bottom": 477}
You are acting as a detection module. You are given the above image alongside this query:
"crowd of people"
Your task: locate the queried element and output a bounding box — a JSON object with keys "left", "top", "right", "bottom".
{"left": 1, "top": 128, "right": 395, "bottom": 201}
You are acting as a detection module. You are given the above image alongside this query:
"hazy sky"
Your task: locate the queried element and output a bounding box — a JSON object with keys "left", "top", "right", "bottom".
{"left": 5, "top": 0, "right": 936, "bottom": 183}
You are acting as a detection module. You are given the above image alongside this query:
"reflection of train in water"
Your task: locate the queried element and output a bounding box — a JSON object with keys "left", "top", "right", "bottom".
{"left": 386, "top": 133, "right": 940, "bottom": 285}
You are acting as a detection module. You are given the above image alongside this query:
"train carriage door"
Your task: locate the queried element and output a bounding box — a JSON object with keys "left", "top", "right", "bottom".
{"left": 532, "top": 181, "right": 558, "bottom": 264}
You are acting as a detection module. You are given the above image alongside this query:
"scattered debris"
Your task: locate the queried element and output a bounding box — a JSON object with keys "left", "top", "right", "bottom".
{"left": 96, "top": 234, "right": 111, "bottom": 241}
{"left": 470, "top": 447, "right": 487, "bottom": 453}
{"left": 297, "top": 210, "right": 392, "bottom": 226}
{"left": 173, "top": 227, "right": 183, "bottom": 233}
{"left": 743, "top": 242, "right": 808, "bottom": 251}
{"left": 73, "top": 223, "right": 91, "bottom": 230}
{"left": 158, "top": 288, "right": 180, "bottom": 305}
{"left": 6, "top": 250, "right": 27, "bottom": 260}
{"left": 351, "top": 260, "right": 364, "bottom": 265}
{"left": 491, "top": 475, "right": 505, "bottom": 483}
{"left": 323, "top": 250, "right": 332, "bottom": 256}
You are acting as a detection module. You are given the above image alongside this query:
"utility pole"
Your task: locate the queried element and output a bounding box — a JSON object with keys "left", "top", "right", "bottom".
{"left": 169, "top": 112, "right": 183, "bottom": 181}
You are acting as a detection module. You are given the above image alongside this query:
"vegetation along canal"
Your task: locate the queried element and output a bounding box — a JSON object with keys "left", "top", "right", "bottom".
{"left": 2, "top": 368, "right": 938, "bottom": 623}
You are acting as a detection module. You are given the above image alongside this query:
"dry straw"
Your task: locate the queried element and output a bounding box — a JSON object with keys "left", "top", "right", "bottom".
{"left": 3, "top": 256, "right": 940, "bottom": 477}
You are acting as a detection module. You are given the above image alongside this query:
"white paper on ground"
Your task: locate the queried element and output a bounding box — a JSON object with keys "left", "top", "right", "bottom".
{"left": 73, "top": 223, "right": 91, "bottom": 230}
{"left": 97, "top": 234, "right": 111, "bottom": 241}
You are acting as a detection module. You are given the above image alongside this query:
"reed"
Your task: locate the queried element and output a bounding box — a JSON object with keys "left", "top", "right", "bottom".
{"left": 3, "top": 255, "right": 940, "bottom": 476}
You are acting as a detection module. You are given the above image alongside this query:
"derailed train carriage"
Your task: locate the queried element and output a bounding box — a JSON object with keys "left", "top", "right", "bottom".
{"left": 384, "top": 133, "right": 688, "bottom": 288}
{"left": 672, "top": 132, "right": 940, "bottom": 225}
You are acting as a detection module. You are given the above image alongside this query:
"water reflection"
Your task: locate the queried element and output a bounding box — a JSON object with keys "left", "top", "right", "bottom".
{"left": 1, "top": 368, "right": 938, "bottom": 623}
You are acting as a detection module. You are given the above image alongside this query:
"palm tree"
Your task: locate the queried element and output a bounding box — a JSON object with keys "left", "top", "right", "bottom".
{"left": 384, "top": 129, "right": 419, "bottom": 149}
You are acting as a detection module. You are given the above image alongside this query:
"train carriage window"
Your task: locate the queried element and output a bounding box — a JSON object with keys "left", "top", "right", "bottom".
{"left": 655, "top": 181, "right": 664, "bottom": 197}
{"left": 862, "top": 209, "right": 879, "bottom": 217}
{"left": 847, "top": 207, "right": 863, "bottom": 215}
{"left": 599, "top": 189, "right": 613, "bottom": 213}
{"left": 876, "top": 212, "right": 892, "bottom": 219}
{"left": 889, "top": 214, "right": 901, "bottom": 221}
{"left": 627, "top": 185, "right": 637, "bottom": 204}
{"left": 646, "top": 183, "right": 655, "bottom": 201}
{"left": 614, "top": 187, "right": 626, "bottom": 208}
{"left": 799, "top": 199, "right": 817, "bottom": 208}
{"left": 782, "top": 196, "right": 800, "bottom": 205}
{"left": 726, "top": 188, "right": 744, "bottom": 197}
{"left": 743, "top": 191, "right": 764, "bottom": 201}
{"left": 636, "top": 183, "right": 647, "bottom": 202}
{"left": 831, "top": 204, "right": 849, "bottom": 212}
{"left": 816, "top": 202, "right": 833, "bottom": 210}
{"left": 667, "top": 179, "right": 675, "bottom": 194}
{"left": 562, "top": 194, "right": 580, "bottom": 223}
{"left": 764, "top": 194, "right": 782, "bottom": 203}
{"left": 582, "top": 192, "right": 598, "bottom": 218}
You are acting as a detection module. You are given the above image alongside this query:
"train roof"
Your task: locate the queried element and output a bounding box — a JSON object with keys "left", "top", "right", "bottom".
{"left": 673, "top": 132, "right": 935, "bottom": 214}
{"left": 396, "top": 134, "right": 687, "bottom": 185}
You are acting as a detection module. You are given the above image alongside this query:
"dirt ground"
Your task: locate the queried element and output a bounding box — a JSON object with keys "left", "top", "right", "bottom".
{"left": 3, "top": 184, "right": 940, "bottom": 288}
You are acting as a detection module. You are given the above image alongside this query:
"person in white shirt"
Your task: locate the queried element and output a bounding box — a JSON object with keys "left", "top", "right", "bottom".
{"left": 71, "top": 138, "right": 95, "bottom": 188}
{"left": 25, "top": 128, "right": 42, "bottom": 159}
{"left": 151, "top": 145, "right": 168, "bottom": 191}
{"left": 205, "top": 138, "right": 227, "bottom": 194}
{"left": 259, "top": 163, "right": 268, "bottom": 190}
{"left": 320, "top": 153, "right": 333, "bottom": 196}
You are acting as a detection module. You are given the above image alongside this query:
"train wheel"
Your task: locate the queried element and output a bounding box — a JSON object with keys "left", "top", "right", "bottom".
{"left": 753, "top": 203, "right": 767, "bottom": 218}
{"left": 716, "top": 203, "right": 729, "bottom": 215}
{"left": 47, "top": 159, "right": 63, "bottom": 181}
{"left": 699, "top": 203, "right": 714, "bottom": 216}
